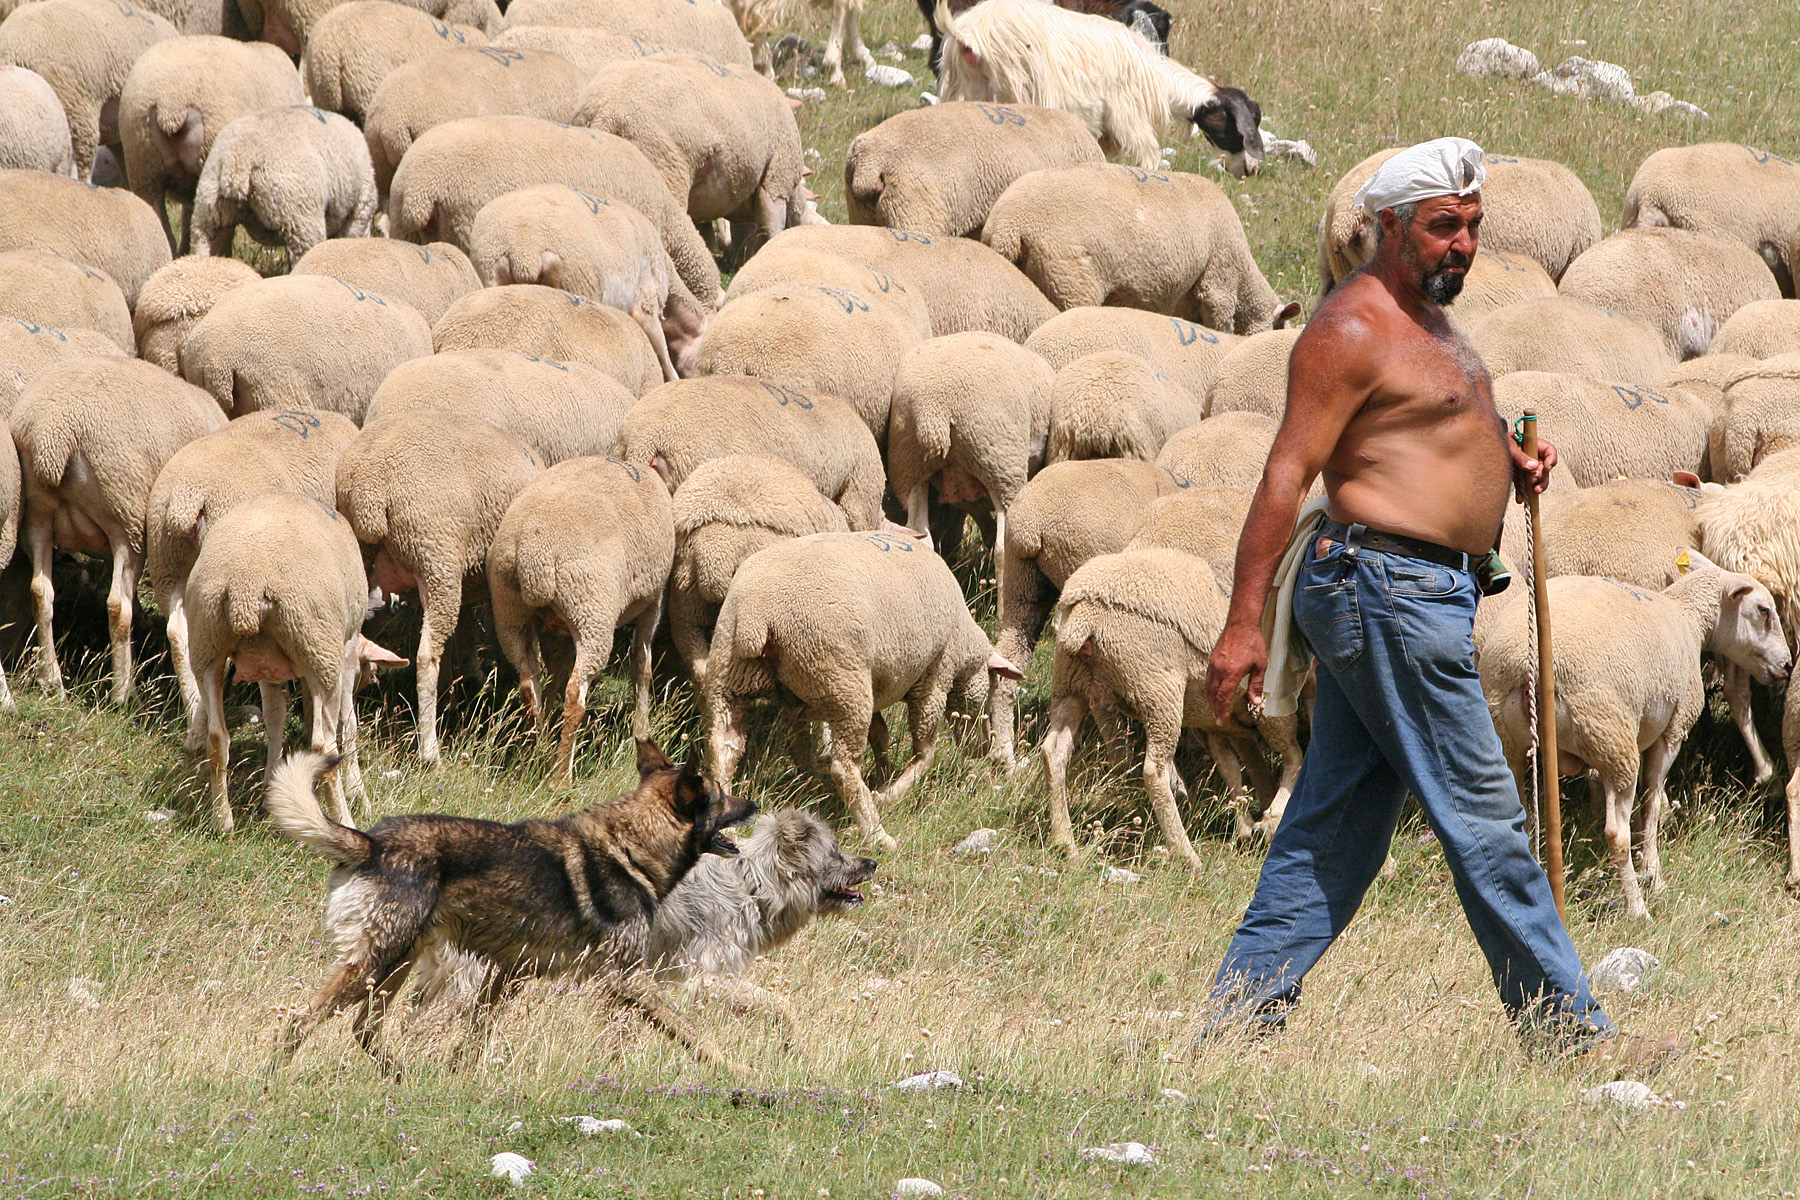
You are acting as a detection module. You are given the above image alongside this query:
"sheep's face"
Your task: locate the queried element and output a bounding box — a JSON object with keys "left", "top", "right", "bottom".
{"left": 1716, "top": 574, "right": 1791, "bottom": 684}
{"left": 1195, "top": 87, "right": 1264, "bottom": 178}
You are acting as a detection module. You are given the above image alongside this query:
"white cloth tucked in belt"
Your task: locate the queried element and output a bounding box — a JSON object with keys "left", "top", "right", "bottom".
{"left": 1259, "top": 496, "right": 1331, "bottom": 719}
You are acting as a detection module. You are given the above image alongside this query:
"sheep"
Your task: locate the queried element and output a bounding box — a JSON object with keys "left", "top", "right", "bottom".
{"left": 917, "top": 0, "right": 1173, "bottom": 74}
{"left": 1204, "top": 328, "right": 1300, "bottom": 419}
{"left": 467, "top": 184, "right": 700, "bottom": 382}
{"left": 1466, "top": 296, "right": 1676, "bottom": 387}
{"left": 132, "top": 254, "right": 260, "bottom": 373}
{"left": 117, "top": 35, "right": 306, "bottom": 254}
{"left": 499, "top": 0, "right": 753, "bottom": 68}
{"left": 1024, "top": 307, "right": 1242, "bottom": 402}
{"left": 935, "top": 0, "right": 1265, "bottom": 178}
{"left": 991, "top": 456, "right": 1185, "bottom": 767}
{"left": 1497, "top": 477, "right": 1707, "bottom": 593}
{"left": 845, "top": 102, "right": 1105, "bottom": 239}
{"left": 741, "top": 225, "right": 1056, "bottom": 341}
{"left": 180, "top": 274, "right": 435, "bottom": 421}
{"left": 301, "top": 2, "right": 488, "bottom": 123}
{"left": 1124, "top": 484, "right": 1253, "bottom": 575}
{"left": 706, "top": 529, "right": 1022, "bottom": 850}
{"left": 1481, "top": 564, "right": 1789, "bottom": 920}
{"left": 0, "top": 169, "right": 172, "bottom": 305}
{"left": 235, "top": 0, "right": 500, "bottom": 58}
{"left": 722, "top": 244, "right": 934, "bottom": 338}
{"left": 431, "top": 283, "right": 663, "bottom": 395}
{"left": 9, "top": 355, "right": 226, "bottom": 701}
{"left": 1621, "top": 143, "right": 1800, "bottom": 299}
{"left": 1711, "top": 353, "right": 1800, "bottom": 482}
{"left": 1153, "top": 410, "right": 1276, "bottom": 491}
{"left": 982, "top": 163, "right": 1296, "bottom": 334}
{"left": 362, "top": 347, "right": 637, "bottom": 465}
{"left": 1709, "top": 299, "right": 1800, "bottom": 359}
{"left": 1490, "top": 372, "right": 1712, "bottom": 487}
{"left": 1443, "top": 247, "right": 1558, "bottom": 332}
{"left": 1316, "top": 148, "right": 1602, "bottom": 298}
{"left": 886, "top": 331, "right": 1055, "bottom": 567}
{"left": 0, "top": 249, "right": 135, "bottom": 354}
{"left": 1044, "top": 545, "right": 1300, "bottom": 864}
{"left": 487, "top": 454, "right": 675, "bottom": 787}
{"left": 1663, "top": 351, "right": 1761, "bottom": 426}
{"left": 724, "top": 0, "right": 871, "bottom": 85}
{"left": 692, "top": 283, "right": 923, "bottom": 442}
{"left": 335, "top": 408, "right": 545, "bottom": 764}
{"left": 0, "top": 65, "right": 71, "bottom": 175}
{"left": 1559, "top": 228, "right": 1782, "bottom": 360}
{"left": 290, "top": 237, "right": 480, "bottom": 326}
{"left": 0, "top": 317, "right": 125, "bottom": 416}
{"left": 384, "top": 115, "right": 722, "bottom": 311}
{"left": 491, "top": 26, "right": 678, "bottom": 74}
{"left": 364, "top": 46, "right": 587, "bottom": 194}
{"left": 616, "top": 375, "right": 886, "bottom": 530}
{"left": 0, "top": 405, "right": 15, "bottom": 706}
{"left": 128, "top": 0, "right": 250, "bottom": 35}
{"left": 573, "top": 53, "right": 812, "bottom": 255}
{"left": 668, "top": 453, "right": 849, "bottom": 687}
{"left": 146, "top": 406, "right": 360, "bottom": 754}
{"left": 190, "top": 105, "right": 377, "bottom": 262}
{"left": 1045, "top": 349, "right": 1202, "bottom": 464}
{"left": 0, "top": 0, "right": 176, "bottom": 181}
{"left": 187, "top": 491, "right": 406, "bottom": 831}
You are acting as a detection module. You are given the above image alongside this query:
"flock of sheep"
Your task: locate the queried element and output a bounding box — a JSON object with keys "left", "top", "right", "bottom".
{"left": 2, "top": 0, "right": 1800, "bottom": 924}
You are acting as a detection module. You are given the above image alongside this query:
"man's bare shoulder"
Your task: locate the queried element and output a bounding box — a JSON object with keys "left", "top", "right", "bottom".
{"left": 1292, "top": 278, "right": 1394, "bottom": 386}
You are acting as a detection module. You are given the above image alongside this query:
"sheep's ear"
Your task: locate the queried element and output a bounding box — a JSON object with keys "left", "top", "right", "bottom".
{"left": 1730, "top": 582, "right": 1757, "bottom": 602}
{"left": 880, "top": 517, "right": 928, "bottom": 539}
{"left": 636, "top": 738, "right": 674, "bottom": 776}
{"left": 1272, "top": 301, "right": 1301, "bottom": 330}
{"left": 987, "top": 651, "right": 1025, "bottom": 680}
{"left": 358, "top": 638, "right": 409, "bottom": 669}
{"left": 1671, "top": 470, "right": 1701, "bottom": 488}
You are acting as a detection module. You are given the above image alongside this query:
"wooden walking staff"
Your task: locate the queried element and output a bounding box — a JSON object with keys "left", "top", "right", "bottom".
{"left": 1520, "top": 407, "right": 1567, "bottom": 922}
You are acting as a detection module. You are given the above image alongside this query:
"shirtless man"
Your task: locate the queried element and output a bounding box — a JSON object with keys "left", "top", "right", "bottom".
{"left": 1199, "top": 139, "right": 1649, "bottom": 1058}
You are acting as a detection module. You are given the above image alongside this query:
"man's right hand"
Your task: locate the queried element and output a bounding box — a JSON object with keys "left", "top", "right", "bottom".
{"left": 1207, "top": 622, "right": 1269, "bottom": 726}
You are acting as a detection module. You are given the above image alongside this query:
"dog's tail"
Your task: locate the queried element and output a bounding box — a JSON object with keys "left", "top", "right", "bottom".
{"left": 266, "top": 752, "right": 373, "bottom": 865}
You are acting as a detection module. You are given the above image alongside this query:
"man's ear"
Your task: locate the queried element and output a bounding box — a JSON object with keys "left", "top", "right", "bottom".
{"left": 636, "top": 738, "right": 674, "bottom": 777}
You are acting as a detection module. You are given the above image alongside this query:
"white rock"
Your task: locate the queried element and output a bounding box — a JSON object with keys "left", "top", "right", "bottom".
{"left": 953, "top": 828, "right": 999, "bottom": 855}
{"left": 1156, "top": 1088, "right": 1190, "bottom": 1106}
{"left": 144, "top": 809, "right": 177, "bottom": 823}
{"left": 565, "top": 1116, "right": 638, "bottom": 1136}
{"left": 490, "top": 1152, "right": 534, "bottom": 1184}
{"left": 1358, "top": 1063, "right": 1383, "bottom": 1080}
{"left": 918, "top": 91, "right": 939, "bottom": 107}
{"left": 1531, "top": 56, "right": 1635, "bottom": 102}
{"left": 1589, "top": 947, "right": 1659, "bottom": 993}
{"left": 1632, "top": 91, "right": 1710, "bottom": 119}
{"left": 1584, "top": 1080, "right": 1663, "bottom": 1112}
{"left": 1456, "top": 37, "right": 1540, "bottom": 80}
{"left": 381, "top": 770, "right": 403, "bottom": 779}
{"left": 1101, "top": 866, "right": 1142, "bottom": 884}
{"left": 786, "top": 87, "right": 827, "bottom": 104}
{"left": 1081, "top": 1142, "right": 1157, "bottom": 1165}
{"left": 911, "top": 33, "right": 934, "bottom": 51}
{"left": 1264, "top": 137, "right": 1319, "bottom": 168}
{"left": 894, "top": 1180, "right": 944, "bottom": 1197}
{"left": 892, "top": 1069, "right": 965, "bottom": 1092}
{"left": 866, "top": 63, "right": 915, "bottom": 88}
{"left": 879, "top": 41, "right": 904, "bottom": 61}
{"left": 67, "top": 979, "right": 102, "bottom": 1010}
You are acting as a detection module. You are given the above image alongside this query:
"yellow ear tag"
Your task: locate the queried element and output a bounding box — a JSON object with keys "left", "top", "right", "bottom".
{"left": 1676, "top": 549, "right": 1692, "bottom": 575}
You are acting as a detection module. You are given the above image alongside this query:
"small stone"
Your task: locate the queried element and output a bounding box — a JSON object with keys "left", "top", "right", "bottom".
{"left": 144, "top": 809, "right": 177, "bottom": 823}
{"left": 786, "top": 87, "right": 827, "bottom": 104}
{"left": 1358, "top": 1063, "right": 1382, "bottom": 1080}
{"left": 918, "top": 91, "right": 939, "bottom": 107}
{"left": 894, "top": 1180, "right": 944, "bottom": 1197}
{"left": 1101, "top": 866, "right": 1142, "bottom": 884}
{"left": 1263, "top": 137, "right": 1319, "bottom": 168}
{"left": 866, "top": 63, "right": 915, "bottom": 88}
{"left": 1530, "top": 56, "right": 1635, "bottom": 103}
{"left": 381, "top": 770, "right": 403, "bottom": 780}
{"left": 68, "top": 979, "right": 102, "bottom": 1011}
{"left": 1156, "top": 1088, "right": 1190, "bottom": 1106}
{"left": 910, "top": 33, "right": 934, "bottom": 51}
{"left": 1584, "top": 1080, "right": 1663, "bottom": 1112}
{"left": 892, "top": 1069, "right": 965, "bottom": 1092}
{"left": 878, "top": 41, "right": 903, "bottom": 61}
{"left": 1455, "top": 37, "right": 1540, "bottom": 80}
{"left": 1631, "top": 91, "right": 1709, "bottom": 119}
{"left": 1081, "top": 1142, "right": 1157, "bottom": 1165}
{"left": 953, "top": 828, "right": 999, "bottom": 855}
{"left": 803, "top": 147, "right": 822, "bottom": 162}
{"left": 1589, "top": 947, "right": 1659, "bottom": 993}
{"left": 490, "top": 1152, "right": 534, "bottom": 1184}
{"left": 564, "top": 1116, "right": 638, "bottom": 1136}
{"left": 505, "top": 1120, "right": 523, "bottom": 1133}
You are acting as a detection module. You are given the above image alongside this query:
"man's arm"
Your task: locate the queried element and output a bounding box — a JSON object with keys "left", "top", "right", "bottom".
{"left": 1205, "top": 314, "right": 1381, "bottom": 723}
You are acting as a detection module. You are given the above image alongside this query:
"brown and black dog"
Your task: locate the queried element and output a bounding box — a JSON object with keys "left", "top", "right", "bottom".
{"left": 265, "top": 739, "right": 756, "bottom": 1075}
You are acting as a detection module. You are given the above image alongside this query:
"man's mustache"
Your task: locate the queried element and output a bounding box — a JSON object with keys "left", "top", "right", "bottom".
{"left": 1432, "top": 250, "right": 1473, "bottom": 273}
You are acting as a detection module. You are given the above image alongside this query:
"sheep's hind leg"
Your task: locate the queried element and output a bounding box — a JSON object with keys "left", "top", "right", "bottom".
{"left": 821, "top": 688, "right": 893, "bottom": 850}
{"left": 876, "top": 685, "right": 945, "bottom": 808}
{"left": 413, "top": 573, "right": 460, "bottom": 766}
{"left": 1142, "top": 716, "right": 1199, "bottom": 868}
{"left": 260, "top": 681, "right": 289, "bottom": 777}
{"left": 1599, "top": 760, "right": 1647, "bottom": 920}
{"left": 628, "top": 598, "right": 662, "bottom": 741}
{"left": 553, "top": 629, "right": 599, "bottom": 790}
{"left": 1636, "top": 735, "right": 1683, "bottom": 896}
{"left": 104, "top": 539, "right": 142, "bottom": 705}
{"left": 167, "top": 588, "right": 205, "bottom": 752}
{"left": 25, "top": 513, "right": 60, "bottom": 696}
{"left": 1041, "top": 694, "right": 1088, "bottom": 859}
{"left": 201, "top": 660, "right": 234, "bottom": 833}
{"left": 1722, "top": 663, "right": 1775, "bottom": 786}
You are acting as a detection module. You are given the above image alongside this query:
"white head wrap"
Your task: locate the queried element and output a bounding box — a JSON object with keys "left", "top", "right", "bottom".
{"left": 1354, "top": 137, "right": 1486, "bottom": 218}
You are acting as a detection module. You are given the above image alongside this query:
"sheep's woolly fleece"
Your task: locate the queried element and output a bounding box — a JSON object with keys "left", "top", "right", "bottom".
{"left": 1456, "top": 38, "right": 1710, "bottom": 119}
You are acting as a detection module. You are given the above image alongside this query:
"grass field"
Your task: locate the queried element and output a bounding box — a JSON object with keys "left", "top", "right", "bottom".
{"left": 6, "top": 0, "right": 1800, "bottom": 1195}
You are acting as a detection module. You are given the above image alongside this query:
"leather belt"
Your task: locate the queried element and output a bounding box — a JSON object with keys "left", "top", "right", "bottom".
{"left": 1318, "top": 518, "right": 1471, "bottom": 571}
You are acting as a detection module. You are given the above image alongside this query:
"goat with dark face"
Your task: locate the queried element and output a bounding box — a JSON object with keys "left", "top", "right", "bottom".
{"left": 1192, "top": 84, "right": 1265, "bottom": 179}
{"left": 919, "top": 0, "right": 1174, "bottom": 74}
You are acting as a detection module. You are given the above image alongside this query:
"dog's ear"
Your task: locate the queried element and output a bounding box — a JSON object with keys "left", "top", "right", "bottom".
{"left": 636, "top": 738, "right": 674, "bottom": 777}
{"left": 671, "top": 763, "right": 712, "bottom": 819}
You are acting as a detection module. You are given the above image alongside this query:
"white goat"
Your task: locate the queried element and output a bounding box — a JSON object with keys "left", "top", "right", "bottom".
{"left": 729, "top": 0, "right": 872, "bottom": 86}
{"left": 933, "top": 0, "right": 1264, "bottom": 176}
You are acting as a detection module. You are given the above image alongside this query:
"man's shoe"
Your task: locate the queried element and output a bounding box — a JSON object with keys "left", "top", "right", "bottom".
{"left": 1567, "top": 1033, "right": 1687, "bottom": 1079}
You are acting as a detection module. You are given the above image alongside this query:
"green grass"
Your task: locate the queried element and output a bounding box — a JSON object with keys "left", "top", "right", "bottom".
{"left": 7, "top": 0, "right": 1800, "bottom": 1194}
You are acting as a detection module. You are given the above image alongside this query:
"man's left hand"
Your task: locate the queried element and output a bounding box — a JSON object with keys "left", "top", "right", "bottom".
{"left": 1510, "top": 435, "right": 1557, "bottom": 500}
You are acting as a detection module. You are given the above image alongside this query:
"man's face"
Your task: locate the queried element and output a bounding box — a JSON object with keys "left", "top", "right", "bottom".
{"left": 1393, "top": 193, "right": 1481, "bottom": 305}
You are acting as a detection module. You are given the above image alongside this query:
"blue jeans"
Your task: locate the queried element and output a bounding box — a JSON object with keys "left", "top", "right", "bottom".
{"left": 1206, "top": 529, "right": 1613, "bottom": 1048}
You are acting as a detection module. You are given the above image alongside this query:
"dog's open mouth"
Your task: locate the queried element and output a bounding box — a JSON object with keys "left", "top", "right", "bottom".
{"left": 707, "top": 831, "right": 741, "bottom": 857}
{"left": 822, "top": 886, "right": 864, "bottom": 905}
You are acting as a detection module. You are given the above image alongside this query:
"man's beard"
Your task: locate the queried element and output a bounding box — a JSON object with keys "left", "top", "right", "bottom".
{"left": 1400, "top": 236, "right": 1471, "bottom": 305}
